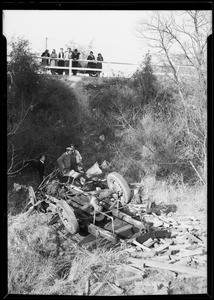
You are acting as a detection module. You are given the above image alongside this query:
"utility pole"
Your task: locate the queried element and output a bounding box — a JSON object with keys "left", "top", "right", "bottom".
{"left": 45, "top": 37, "right": 48, "bottom": 49}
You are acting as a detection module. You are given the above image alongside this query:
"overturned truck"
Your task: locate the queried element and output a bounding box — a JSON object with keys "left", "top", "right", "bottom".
{"left": 26, "top": 164, "right": 171, "bottom": 250}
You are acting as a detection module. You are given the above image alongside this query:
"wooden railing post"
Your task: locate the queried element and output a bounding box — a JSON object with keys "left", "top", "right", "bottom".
{"left": 69, "top": 59, "right": 72, "bottom": 76}
{"left": 107, "top": 61, "right": 110, "bottom": 79}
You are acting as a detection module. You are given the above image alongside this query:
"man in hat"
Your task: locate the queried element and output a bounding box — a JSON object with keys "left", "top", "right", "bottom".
{"left": 57, "top": 145, "right": 83, "bottom": 181}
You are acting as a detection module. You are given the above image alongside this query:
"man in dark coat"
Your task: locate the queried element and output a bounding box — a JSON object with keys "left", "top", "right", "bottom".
{"left": 37, "top": 155, "right": 46, "bottom": 184}
{"left": 72, "top": 49, "right": 80, "bottom": 75}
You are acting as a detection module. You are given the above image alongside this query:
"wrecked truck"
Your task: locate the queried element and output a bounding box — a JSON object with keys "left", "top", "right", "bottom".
{"left": 24, "top": 163, "right": 171, "bottom": 249}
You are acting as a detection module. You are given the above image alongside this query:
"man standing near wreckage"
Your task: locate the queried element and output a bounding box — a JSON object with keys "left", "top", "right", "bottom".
{"left": 57, "top": 144, "right": 83, "bottom": 180}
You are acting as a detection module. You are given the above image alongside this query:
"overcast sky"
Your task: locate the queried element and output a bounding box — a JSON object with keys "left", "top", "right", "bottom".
{"left": 3, "top": 10, "right": 211, "bottom": 76}
{"left": 3, "top": 10, "right": 150, "bottom": 64}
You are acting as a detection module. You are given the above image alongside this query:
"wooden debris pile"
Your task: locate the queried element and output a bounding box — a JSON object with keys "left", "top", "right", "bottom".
{"left": 122, "top": 211, "right": 207, "bottom": 279}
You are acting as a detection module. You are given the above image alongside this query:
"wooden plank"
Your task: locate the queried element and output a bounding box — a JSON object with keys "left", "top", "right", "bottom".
{"left": 152, "top": 255, "right": 171, "bottom": 261}
{"left": 176, "top": 216, "right": 196, "bottom": 221}
{"left": 143, "top": 238, "right": 153, "bottom": 245}
{"left": 168, "top": 244, "right": 192, "bottom": 251}
{"left": 192, "top": 256, "right": 207, "bottom": 263}
{"left": 174, "top": 224, "right": 194, "bottom": 231}
{"left": 111, "top": 209, "right": 145, "bottom": 229}
{"left": 108, "top": 283, "right": 123, "bottom": 295}
{"left": 110, "top": 263, "right": 144, "bottom": 274}
{"left": 127, "top": 258, "right": 207, "bottom": 277}
{"left": 131, "top": 251, "right": 155, "bottom": 259}
{"left": 90, "top": 282, "right": 105, "bottom": 296}
{"left": 153, "top": 242, "right": 172, "bottom": 254}
{"left": 88, "top": 224, "right": 117, "bottom": 244}
{"left": 84, "top": 279, "right": 89, "bottom": 296}
{"left": 143, "top": 238, "right": 157, "bottom": 247}
{"left": 119, "top": 247, "right": 137, "bottom": 254}
{"left": 172, "top": 257, "right": 191, "bottom": 266}
{"left": 173, "top": 235, "right": 188, "bottom": 244}
{"left": 115, "top": 274, "right": 143, "bottom": 286}
{"left": 168, "top": 217, "right": 179, "bottom": 225}
{"left": 152, "top": 213, "right": 170, "bottom": 224}
{"left": 115, "top": 224, "right": 133, "bottom": 234}
{"left": 170, "top": 230, "right": 179, "bottom": 238}
{"left": 132, "top": 240, "right": 152, "bottom": 252}
{"left": 185, "top": 232, "right": 205, "bottom": 246}
{"left": 173, "top": 248, "right": 204, "bottom": 259}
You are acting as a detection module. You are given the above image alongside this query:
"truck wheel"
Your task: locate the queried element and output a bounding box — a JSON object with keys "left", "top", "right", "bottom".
{"left": 107, "top": 172, "right": 131, "bottom": 204}
{"left": 56, "top": 200, "right": 79, "bottom": 234}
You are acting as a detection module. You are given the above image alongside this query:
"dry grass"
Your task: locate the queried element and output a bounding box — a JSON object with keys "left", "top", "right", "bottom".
{"left": 141, "top": 175, "right": 206, "bottom": 222}
{"left": 8, "top": 211, "right": 129, "bottom": 295}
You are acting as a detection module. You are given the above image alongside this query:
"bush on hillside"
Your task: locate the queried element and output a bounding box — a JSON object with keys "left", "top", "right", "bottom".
{"left": 8, "top": 37, "right": 41, "bottom": 98}
{"left": 132, "top": 52, "right": 159, "bottom": 106}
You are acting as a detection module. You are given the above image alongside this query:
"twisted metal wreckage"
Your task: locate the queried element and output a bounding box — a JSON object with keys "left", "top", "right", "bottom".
{"left": 19, "top": 162, "right": 171, "bottom": 248}
{"left": 14, "top": 161, "right": 207, "bottom": 279}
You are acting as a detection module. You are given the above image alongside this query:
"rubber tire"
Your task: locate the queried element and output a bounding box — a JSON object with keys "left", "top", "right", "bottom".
{"left": 107, "top": 172, "right": 131, "bottom": 204}
{"left": 56, "top": 200, "right": 79, "bottom": 234}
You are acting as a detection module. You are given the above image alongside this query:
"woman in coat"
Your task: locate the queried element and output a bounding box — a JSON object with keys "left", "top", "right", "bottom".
{"left": 57, "top": 48, "right": 64, "bottom": 75}
{"left": 41, "top": 49, "right": 50, "bottom": 66}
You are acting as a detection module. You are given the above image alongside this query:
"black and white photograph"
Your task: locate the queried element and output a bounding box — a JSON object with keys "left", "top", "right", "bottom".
{"left": 4, "top": 8, "right": 212, "bottom": 296}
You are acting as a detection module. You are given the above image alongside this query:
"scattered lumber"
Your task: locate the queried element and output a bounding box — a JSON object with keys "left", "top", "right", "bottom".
{"left": 127, "top": 258, "right": 207, "bottom": 277}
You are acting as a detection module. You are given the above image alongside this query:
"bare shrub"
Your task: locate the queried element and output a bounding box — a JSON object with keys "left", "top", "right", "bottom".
{"left": 135, "top": 10, "right": 209, "bottom": 184}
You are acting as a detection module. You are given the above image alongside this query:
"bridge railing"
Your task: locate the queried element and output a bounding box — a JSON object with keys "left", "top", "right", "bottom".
{"left": 36, "top": 56, "right": 202, "bottom": 77}
{"left": 7, "top": 55, "right": 201, "bottom": 78}
{"left": 35, "top": 56, "right": 139, "bottom": 77}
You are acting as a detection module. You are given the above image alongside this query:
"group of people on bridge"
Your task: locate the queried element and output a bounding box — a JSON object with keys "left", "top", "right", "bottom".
{"left": 41, "top": 48, "right": 104, "bottom": 77}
